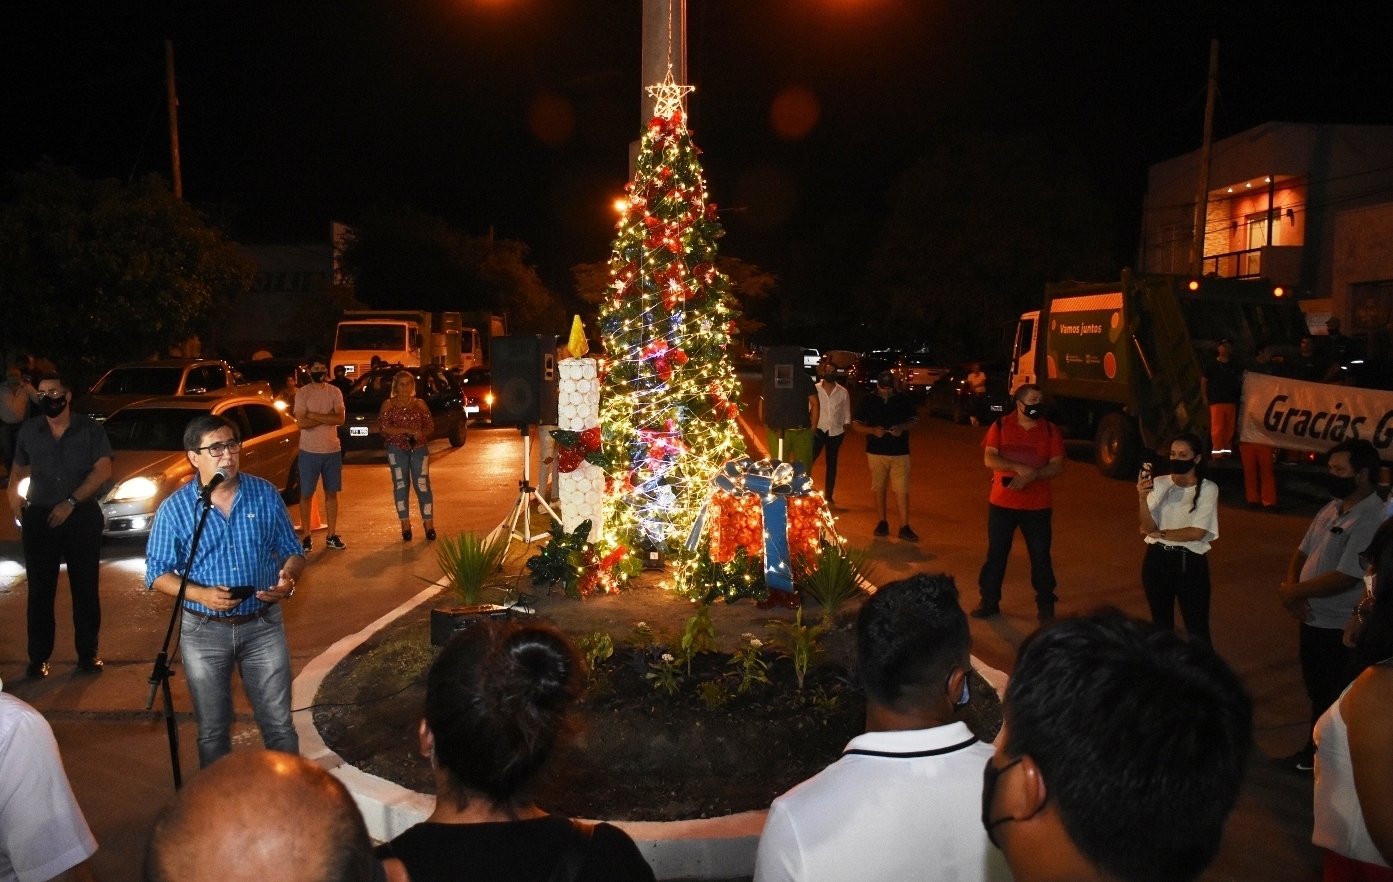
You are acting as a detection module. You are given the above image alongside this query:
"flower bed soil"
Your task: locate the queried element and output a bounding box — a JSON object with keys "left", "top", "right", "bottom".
{"left": 314, "top": 593, "right": 1002, "bottom": 823}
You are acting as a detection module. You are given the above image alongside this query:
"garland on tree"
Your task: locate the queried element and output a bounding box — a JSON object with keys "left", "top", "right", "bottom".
{"left": 597, "top": 79, "right": 746, "bottom": 557}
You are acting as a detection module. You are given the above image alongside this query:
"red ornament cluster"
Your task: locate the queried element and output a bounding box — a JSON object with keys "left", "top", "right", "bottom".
{"left": 642, "top": 341, "right": 688, "bottom": 382}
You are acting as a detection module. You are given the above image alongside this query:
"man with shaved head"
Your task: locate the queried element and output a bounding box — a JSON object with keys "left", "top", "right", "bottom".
{"left": 144, "top": 751, "right": 373, "bottom": 882}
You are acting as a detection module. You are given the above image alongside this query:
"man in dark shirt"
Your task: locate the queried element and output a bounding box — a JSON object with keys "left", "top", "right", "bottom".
{"left": 1321, "top": 317, "right": 1362, "bottom": 383}
{"left": 1289, "top": 337, "right": 1327, "bottom": 383}
{"left": 852, "top": 372, "right": 919, "bottom": 541}
{"left": 5, "top": 372, "right": 114, "bottom": 679}
{"left": 329, "top": 364, "right": 354, "bottom": 398}
{"left": 1201, "top": 339, "right": 1243, "bottom": 456}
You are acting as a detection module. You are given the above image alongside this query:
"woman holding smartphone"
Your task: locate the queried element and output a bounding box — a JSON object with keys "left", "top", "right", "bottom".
{"left": 379, "top": 370, "right": 436, "bottom": 541}
{"left": 1137, "top": 431, "right": 1219, "bottom": 645}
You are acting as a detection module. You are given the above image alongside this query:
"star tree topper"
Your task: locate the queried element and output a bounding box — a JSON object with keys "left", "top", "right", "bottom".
{"left": 646, "top": 67, "right": 695, "bottom": 119}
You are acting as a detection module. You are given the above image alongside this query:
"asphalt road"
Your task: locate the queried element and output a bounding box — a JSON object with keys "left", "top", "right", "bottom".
{"left": 0, "top": 376, "right": 1335, "bottom": 881}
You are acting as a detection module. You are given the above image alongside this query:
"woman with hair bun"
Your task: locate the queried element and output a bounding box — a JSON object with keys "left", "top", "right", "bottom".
{"left": 376, "top": 621, "right": 655, "bottom": 882}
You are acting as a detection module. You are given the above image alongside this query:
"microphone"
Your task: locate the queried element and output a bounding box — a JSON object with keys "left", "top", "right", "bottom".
{"left": 202, "top": 468, "right": 230, "bottom": 500}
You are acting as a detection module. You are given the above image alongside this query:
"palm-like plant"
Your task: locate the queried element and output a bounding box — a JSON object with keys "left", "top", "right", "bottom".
{"left": 795, "top": 543, "right": 877, "bottom": 625}
{"left": 436, "top": 531, "right": 508, "bottom": 605}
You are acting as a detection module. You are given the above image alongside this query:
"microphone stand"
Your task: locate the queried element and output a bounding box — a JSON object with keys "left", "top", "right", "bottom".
{"left": 146, "top": 479, "right": 219, "bottom": 790}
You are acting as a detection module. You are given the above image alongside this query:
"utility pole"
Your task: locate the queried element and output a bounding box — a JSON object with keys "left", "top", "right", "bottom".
{"left": 631, "top": 0, "right": 687, "bottom": 174}
{"left": 165, "top": 40, "right": 184, "bottom": 200}
{"left": 1188, "top": 39, "right": 1218, "bottom": 276}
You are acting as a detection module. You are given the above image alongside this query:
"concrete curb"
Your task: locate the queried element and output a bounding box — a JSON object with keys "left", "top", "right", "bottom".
{"left": 291, "top": 579, "right": 1008, "bottom": 880}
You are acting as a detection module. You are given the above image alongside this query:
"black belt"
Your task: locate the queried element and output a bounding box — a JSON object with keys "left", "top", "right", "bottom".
{"left": 1152, "top": 542, "right": 1199, "bottom": 553}
{"left": 186, "top": 605, "right": 276, "bottom": 626}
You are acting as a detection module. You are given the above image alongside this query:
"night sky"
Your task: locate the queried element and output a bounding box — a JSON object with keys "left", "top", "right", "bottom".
{"left": 4, "top": 1, "right": 1391, "bottom": 333}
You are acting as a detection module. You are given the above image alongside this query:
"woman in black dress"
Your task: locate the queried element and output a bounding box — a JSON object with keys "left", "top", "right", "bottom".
{"left": 377, "top": 621, "right": 655, "bottom": 882}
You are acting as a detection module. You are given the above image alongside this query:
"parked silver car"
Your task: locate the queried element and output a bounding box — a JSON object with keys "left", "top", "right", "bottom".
{"left": 96, "top": 395, "right": 301, "bottom": 538}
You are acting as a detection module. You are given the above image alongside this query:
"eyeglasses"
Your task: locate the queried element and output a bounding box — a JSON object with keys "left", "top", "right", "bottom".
{"left": 193, "top": 439, "right": 242, "bottom": 456}
{"left": 35, "top": 390, "right": 66, "bottom": 400}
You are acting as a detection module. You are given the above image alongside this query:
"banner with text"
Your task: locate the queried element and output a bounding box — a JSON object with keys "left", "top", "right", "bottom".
{"left": 1240, "top": 372, "right": 1393, "bottom": 455}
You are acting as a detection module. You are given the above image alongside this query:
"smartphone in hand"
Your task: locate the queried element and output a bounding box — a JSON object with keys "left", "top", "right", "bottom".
{"left": 227, "top": 585, "right": 256, "bottom": 600}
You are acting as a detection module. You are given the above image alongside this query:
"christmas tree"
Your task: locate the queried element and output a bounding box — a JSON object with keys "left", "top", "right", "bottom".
{"left": 597, "top": 71, "right": 745, "bottom": 557}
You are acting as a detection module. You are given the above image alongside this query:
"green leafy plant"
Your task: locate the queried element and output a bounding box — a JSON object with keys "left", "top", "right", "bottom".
{"left": 625, "top": 621, "right": 658, "bottom": 649}
{"left": 795, "top": 543, "right": 877, "bottom": 625}
{"left": 697, "top": 679, "right": 731, "bottom": 709}
{"left": 804, "top": 686, "right": 839, "bottom": 712}
{"left": 767, "top": 608, "right": 829, "bottom": 691}
{"left": 646, "top": 652, "right": 682, "bottom": 696}
{"left": 728, "top": 633, "right": 770, "bottom": 694}
{"left": 525, "top": 520, "right": 590, "bottom": 597}
{"left": 435, "top": 531, "right": 507, "bottom": 604}
{"left": 577, "top": 632, "right": 614, "bottom": 678}
{"left": 674, "top": 544, "right": 766, "bottom": 605}
{"left": 678, "top": 603, "right": 718, "bottom": 674}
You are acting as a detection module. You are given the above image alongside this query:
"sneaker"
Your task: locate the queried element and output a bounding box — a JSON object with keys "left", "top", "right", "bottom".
{"left": 970, "top": 605, "right": 1001, "bottom": 619}
{"left": 1273, "top": 748, "right": 1315, "bottom": 773}
{"left": 301, "top": 534, "right": 313, "bottom": 553}
{"left": 325, "top": 534, "right": 346, "bottom": 550}
{"left": 898, "top": 525, "right": 919, "bottom": 542}
{"left": 873, "top": 520, "right": 890, "bottom": 537}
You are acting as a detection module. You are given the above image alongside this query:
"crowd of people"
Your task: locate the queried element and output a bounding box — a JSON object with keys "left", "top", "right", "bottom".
{"left": 4, "top": 331, "right": 1392, "bottom": 881}
{"left": 24, "top": 575, "right": 1381, "bottom": 882}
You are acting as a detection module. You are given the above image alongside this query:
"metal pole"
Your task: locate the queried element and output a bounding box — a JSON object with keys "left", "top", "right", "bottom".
{"left": 165, "top": 40, "right": 183, "bottom": 200}
{"left": 1266, "top": 174, "right": 1276, "bottom": 246}
{"left": 1188, "top": 39, "right": 1218, "bottom": 276}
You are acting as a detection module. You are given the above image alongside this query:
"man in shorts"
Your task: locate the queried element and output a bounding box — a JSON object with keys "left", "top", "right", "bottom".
{"left": 293, "top": 355, "right": 346, "bottom": 550}
{"left": 852, "top": 371, "right": 919, "bottom": 542}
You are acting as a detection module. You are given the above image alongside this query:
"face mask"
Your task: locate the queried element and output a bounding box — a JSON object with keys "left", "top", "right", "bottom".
{"left": 981, "top": 756, "right": 1023, "bottom": 849}
{"left": 39, "top": 396, "right": 68, "bottom": 418}
{"left": 310, "top": 371, "right": 327, "bottom": 384}
{"left": 1168, "top": 457, "right": 1197, "bottom": 475}
{"left": 1021, "top": 403, "right": 1043, "bottom": 420}
{"left": 1326, "top": 473, "right": 1358, "bottom": 499}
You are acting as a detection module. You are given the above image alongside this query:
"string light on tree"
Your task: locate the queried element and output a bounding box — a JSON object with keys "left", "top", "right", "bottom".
{"left": 597, "top": 67, "right": 745, "bottom": 559}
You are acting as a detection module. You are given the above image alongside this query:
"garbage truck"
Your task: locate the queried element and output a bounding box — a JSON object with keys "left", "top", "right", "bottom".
{"left": 1008, "top": 270, "right": 1309, "bottom": 477}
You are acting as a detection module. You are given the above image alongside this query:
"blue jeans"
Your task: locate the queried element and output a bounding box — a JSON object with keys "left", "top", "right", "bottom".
{"left": 180, "top": 604, "right": 297, "bottom": 768}
{"left": 387, "top": 446, "right": 433, "bottom": 521}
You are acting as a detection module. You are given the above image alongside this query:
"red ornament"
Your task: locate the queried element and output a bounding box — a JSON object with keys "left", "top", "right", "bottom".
{"left": 654, "top": 357, "right": 672, "bottom": 382}
{"left": 580, "top": 427, "right": 602, "bottom": 451}
{"left": 670, "top": 348, "right": 689, "bottom": 366}
{"left": 658, "top": 166, "right": 673, "bottom": 180}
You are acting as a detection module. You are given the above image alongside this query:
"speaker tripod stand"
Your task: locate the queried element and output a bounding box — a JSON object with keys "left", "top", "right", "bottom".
{"left": 498, "top": 424, "right": 562, "bottom": 554}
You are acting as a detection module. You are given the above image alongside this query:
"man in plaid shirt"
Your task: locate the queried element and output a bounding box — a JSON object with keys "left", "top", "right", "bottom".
{"left": 146, "top": 414, "right": 306, "bottom": 768}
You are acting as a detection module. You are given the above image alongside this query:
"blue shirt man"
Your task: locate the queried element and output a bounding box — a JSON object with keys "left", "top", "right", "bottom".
{"left": 145, "top": 414, "right": 305, "bottom": 767}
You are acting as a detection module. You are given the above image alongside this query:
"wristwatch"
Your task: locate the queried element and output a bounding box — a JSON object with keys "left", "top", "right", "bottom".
{"left": 66, "top": 495, "right": 80, "bottom": 507}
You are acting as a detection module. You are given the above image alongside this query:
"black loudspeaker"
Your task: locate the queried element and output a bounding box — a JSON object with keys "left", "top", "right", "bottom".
{"left": 763, "top": 346, "right": 815, "bottom": 430}
{"left": 430, "top": 605, "right": 513, "bottom": 647}
{"left": 491, "top": 335, "right": 559, "bottom": 425}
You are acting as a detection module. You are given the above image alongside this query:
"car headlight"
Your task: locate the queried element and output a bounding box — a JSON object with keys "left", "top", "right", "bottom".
{"left": 110, "top": 477, "right": 161, "bottom": 502}
{"left": 273, "top": 399, "right": 288, "bottom": 412}
{"left": 485, "top": 392, "right": 495, "bottom": 405}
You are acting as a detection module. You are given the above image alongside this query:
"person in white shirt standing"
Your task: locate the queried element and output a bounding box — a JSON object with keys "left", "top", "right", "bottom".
{"left": 753, "top": 573, "right": 1009, "bottom": 882}
{"left": 811, "top": 364, "right": 850, "bottom": 507}
{"left": 0, "top": 690, "right": 98, "bottom": 882}
{"left": 293, "top": 355, "right": 347, "bottom": 551}
{"left": 1136, "top": 431, "right": 1219, "bottom": 646}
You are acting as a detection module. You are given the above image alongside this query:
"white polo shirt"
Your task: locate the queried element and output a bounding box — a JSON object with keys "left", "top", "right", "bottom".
{"left": 0, "top": 694, "right": 98, "bottom": 882}
{"left": 753, "top": 721, "right": 1011, "bottom": 882}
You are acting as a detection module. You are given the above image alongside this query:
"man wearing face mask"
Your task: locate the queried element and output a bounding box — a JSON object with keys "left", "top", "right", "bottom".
{"left": 1276, "top": 438, "right": 1386, "bottom": 774}
{"left": 6, "top": 373, "right": 114, "bottom": 679}
{"left": 753, "top": 573, "right": 1009, "bottom": 882}
{"left": 983, "top": 613, "right": 1251, "bottom": 882}
{"left": 975, "top": 384, "right": 1065, "bottom": 622}
{"left": 293, "top": 355, "right": 346, "bottom": 551}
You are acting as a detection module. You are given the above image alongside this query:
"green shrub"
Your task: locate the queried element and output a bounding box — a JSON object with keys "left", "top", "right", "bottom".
{"left": 796, "top": 543, "right": 876, "bottom": 625}
{"left": 436, "top": 531, "right": 507, "bottom": 604}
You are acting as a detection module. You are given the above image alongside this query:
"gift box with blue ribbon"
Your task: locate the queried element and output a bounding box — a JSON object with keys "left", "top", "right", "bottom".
{"left": 685, "top": 456, "right": 834, "bottom": 593}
